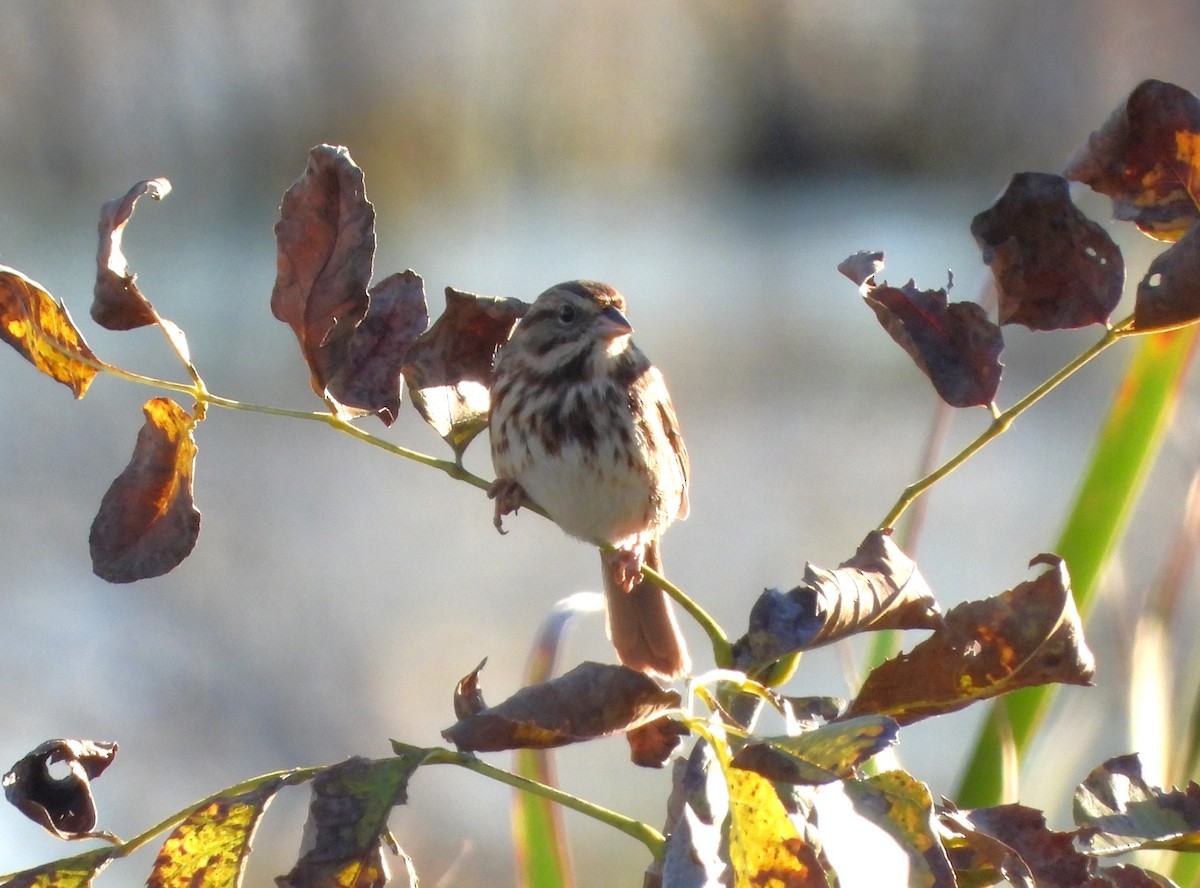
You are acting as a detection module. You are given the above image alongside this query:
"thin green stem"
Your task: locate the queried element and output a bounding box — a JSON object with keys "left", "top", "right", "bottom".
{"left": 641, "top": 563, "right": 733, "bottom": 668}
{"left": 417, "top": 747, "right": 666, "bottom": 860}
{"left": 879, "top": 316, "right": 1135, "bottom": 530}
{"left": 0, "top": 766, "right": 321, "bottom": 881}
{"left": 83, "top": 346, "right": 716, "bottom": 653}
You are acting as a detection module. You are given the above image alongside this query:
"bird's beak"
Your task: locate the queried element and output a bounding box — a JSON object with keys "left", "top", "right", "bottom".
{"left": 595, "top": 305, "right": 634, "bottom": 340}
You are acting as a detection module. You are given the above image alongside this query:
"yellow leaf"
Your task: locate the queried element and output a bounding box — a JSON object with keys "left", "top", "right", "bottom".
{"left": 0, "top": 266, "right": 99, "bottom": 398}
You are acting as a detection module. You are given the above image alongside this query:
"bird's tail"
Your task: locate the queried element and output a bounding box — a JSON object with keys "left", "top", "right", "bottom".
{"left": 601, "top": 541, "right": 690, "bottom": 681}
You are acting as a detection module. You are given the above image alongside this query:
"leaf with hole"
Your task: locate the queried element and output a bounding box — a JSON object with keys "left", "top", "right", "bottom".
{"left": 971, "top": 172, "right": 1123, "bottom": 330}
{"left": 3, "top": 739, "right": 118, "bottom": 840}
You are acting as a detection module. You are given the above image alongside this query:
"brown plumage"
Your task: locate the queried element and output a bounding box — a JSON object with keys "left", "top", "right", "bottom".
{"left": 489, "top": 281, "right": 690, "bottom": 679}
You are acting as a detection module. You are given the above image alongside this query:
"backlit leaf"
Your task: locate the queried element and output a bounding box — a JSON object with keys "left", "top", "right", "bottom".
{"left": 0, "top": 848, "right": 116, "bottom": 888}
{"left": 441, "top": 661, "right": 680, "bottom": 752}
{"left": 89, "top": 398, "right": 201, "bottom": 583}
{"left": 1074, "top": 753, "right": 1200, "bottom": 855}
{"left": 2, "top": 739, "right": 118, "bottom": 839}
{"left": 271, "top": 147, "right": 429, "bottom": 421}
{"left": 277, "top": 754, "right": 430, "bottom": 888}
{"left": 971, "top": 172, "right": 1123, "bottom": 330}
{"left": 403, "top": 286, "right": 528, "bottom": 458}
{"left": 626, "top": 716, "right": 688, "bottom": 769}
{"left": 322, "top": 270, "right": 429, "bottom": 424}
{"left": 726, "top": 766, "right": 827, "bottom": 887}
{"left": 0, "top": 267, "right": 99, "bottom": 398}
{"left": 453, "top": 658, "right": 488, "bottom": 720}
{"left": 148, "top": 779, "right": 283, "bottom": 888}
{"left": 732, "top": 716, "right": 899, "bottom": 785}
{"left": 272, "top": 145, "right": 372, "bottom": 385}
{"left": 92, "top": 177, "right": 170, "bottom": 330}
{"left": 840, "top": 254, "right": 1003, "bottom": 408}
{"left": 825, "top": 772, "right": 954, "bottom": 888}
{"left": 846, "top": 555, "right": 1095, "bottom": 725}
{"left": 1065, "top": 79, "right": 1200, "bottom": 242}
{"left": 656, "top": 743, "right": 729, "bottom": 888}
{"left": 737, "top": 531, "right": 942, "bottom": 672}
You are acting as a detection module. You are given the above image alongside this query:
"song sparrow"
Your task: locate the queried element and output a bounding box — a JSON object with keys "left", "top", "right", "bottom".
{"left": 488, "top": 281, "right": 691, "bottom": 680}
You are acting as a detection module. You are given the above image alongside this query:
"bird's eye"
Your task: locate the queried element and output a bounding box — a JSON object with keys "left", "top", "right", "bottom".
{"left": 557, "top": 304, "right": 577, "bottom": 324}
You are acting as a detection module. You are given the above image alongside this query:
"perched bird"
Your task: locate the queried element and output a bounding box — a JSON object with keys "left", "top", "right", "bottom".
{"left": 488, "top": 281, "right": 691, "bottom": 680}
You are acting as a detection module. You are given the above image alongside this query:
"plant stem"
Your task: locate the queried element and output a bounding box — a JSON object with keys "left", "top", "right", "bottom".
{"left": 90, "top": 352, "right": 716, "bottom": 654}
{"left": 0, "top": 765, "right": 322, "bottom": 882}
{"left": 641, "top": 563, "right": 733, "bottom": 668}
{"left": 879, "top": 317, "right": 1135, "bottom": 530}
{"left": 418, "top": 747, "right": 667, "bottom": 860}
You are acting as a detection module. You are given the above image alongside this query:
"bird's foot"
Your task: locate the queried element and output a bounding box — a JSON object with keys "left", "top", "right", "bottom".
{"left": 487, "top": 478, "right": 527, "bottom": 534}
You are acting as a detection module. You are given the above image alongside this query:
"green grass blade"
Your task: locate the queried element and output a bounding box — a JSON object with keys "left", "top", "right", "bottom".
{"left": 955, "top": 327, "right": 1198, "bottom": 808}
{"left": 511, "top": 593, "right": 604, "bottom": 888}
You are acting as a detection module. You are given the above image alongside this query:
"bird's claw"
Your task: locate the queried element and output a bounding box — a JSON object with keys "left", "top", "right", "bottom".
{"left": 487, "top": 478, "right": 527, "bottom": 535}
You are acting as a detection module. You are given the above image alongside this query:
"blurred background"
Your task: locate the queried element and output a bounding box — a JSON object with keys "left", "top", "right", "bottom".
{"left": 2, "top": 2, "right": 1200, "bottom": 885}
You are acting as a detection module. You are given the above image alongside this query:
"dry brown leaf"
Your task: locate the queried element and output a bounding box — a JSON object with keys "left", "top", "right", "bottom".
{"left": 737, "top": 531, "right": 942, "bottom": 671}
{"left": 403, "top": 286, "right": 528, "bottom": 458}
{"left": 1065, "top": 79, "right": 1200, "bottom": 242}
{"left": 89, "top": 398, "right": 201, "bottom": 583}
{"left": 441, "top": 661, "right": 680, "bottom": 752}
{"left": 846, "top": 555, "right": 1095, "bottom": 725}
{"left": 971, "top": 172, "right": 1123, "bottom": 330}
{"left": 840, "top": 255, "right": 1004, "bottom": 409}
{"left": 92, "top": 178, "right": 170, "bottom": 330}
{"left": 2, "top": 739, "right": 118, "bottom": 840}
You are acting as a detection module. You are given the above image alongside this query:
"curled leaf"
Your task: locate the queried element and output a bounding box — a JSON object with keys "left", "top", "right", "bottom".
{"left": 3, "top": 739, "right": 118, "bottom": 839}
{"left": 841, "top": 255, "right": 1004, "bottom": 408}
{"left": 846, "top": 555, "right": 1095, "bottom": 725}
{"left": 736, "top": 531, "right": 942, "bottom": 672}
{"left": 441, "top": 661, "right": 681, "bottom": 752}
{"left": 453, "top": 658, "right": 488, "bottom": 720}
{"left": 148, "top": 779, "right": 284, "bottom": 888}
{"left": 89, "top": 397, "right": 202, "bottom": 583}
{"left": 0, "top": 266, "right": 100, "bottom": 398}
{"left": 1065, "top": 79, "right": 1200, "bottom": 242}
{"left": 1074, "top": 753, "right": 1200, "bottom": 855}
{"left": 836, "top": 250, "right": 885, "bottom": 288}
{"left": 277, "top": 754, "right": 430, "bottom": 888}
{"left": 626, "top": 716, "right": 689, "bottom": 769}
{"left": 970, "top": 172, "right": 1124, "bottom": 330}
{"left": 92, "top": 177, "right": 170, "bottom": 330}
{"left": 403, "top": 286, "right": 528, "bottom": 458}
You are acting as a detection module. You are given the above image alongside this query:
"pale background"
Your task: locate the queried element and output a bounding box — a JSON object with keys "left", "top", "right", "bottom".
{"left": 1, "top": 3, "right": 1199, "bottom": 885}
